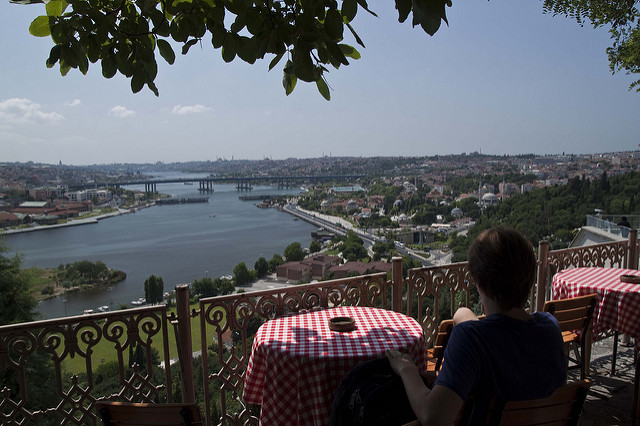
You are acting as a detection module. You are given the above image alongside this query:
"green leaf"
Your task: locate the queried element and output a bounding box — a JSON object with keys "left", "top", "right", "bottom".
{"left": 316, "top": 77, "right": 330, "bottom": 101}
{"left": 46, "top": 45, "right": 62, "bottom": 68}
{"left": 46, "top": 0, "right": 67, "bottom": 17}
{"left": 268, "top": 52, "right": 284, "bottom": 71}
{"left": 101, "top": 56, "right": 117, "bottom": 78}
{"left": 221, "top": 34, "right": 237, "bottom": 62}
{"left": 412, "top": 0, "right": 448, "bottom": 36}
{"left": 342, "top": 0, "right": 357, "bottom": 23}
{"left": 345, "top": 22, "right": 365, "bottom": 48}
{"left": 339, "top": 44, "right": 360, "bottom": 60}
{"left": 157, "top": 39, "right": 175, "bottom": 64}
{"left": 181, "top": 38, "right": 198, "bottom": 55}
{"left": 326, "top": 42, "right": 348, "bottom": 66}
{"left": 324, "top": 8, "right": 344, "bottom": 40}
{"left": 29, "top": 16, "right": 51, "bottom": 37}
{"left": 282, "top": 61, "right": 297, "bottom": 95}
{"left": 131, "top": 67, "right": 146, "bottom": 93}
{"left": 356, "top": 0, "right": 377, "bottom": 17}
{"left": 237, "top": 36, "right": 256, "bottom": 64}
{"left": 395, "top": 0, "right": 411, "bottom": 23}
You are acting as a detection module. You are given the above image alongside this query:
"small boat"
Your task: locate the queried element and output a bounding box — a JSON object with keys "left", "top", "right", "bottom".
{"left": 82, "top": 309, "right": 95, "bottom": 315}
{"left": 97, "top": 305, "right": 110, "bottom": 312}
{"left": 131, "top": 297, "right": 146, "bottom": 306}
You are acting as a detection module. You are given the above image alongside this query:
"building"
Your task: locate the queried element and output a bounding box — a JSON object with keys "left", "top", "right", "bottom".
{"left": 276, "top": 255, "right": 340, "bottom": 282}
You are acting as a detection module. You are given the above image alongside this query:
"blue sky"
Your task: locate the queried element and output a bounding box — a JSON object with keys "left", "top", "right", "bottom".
{"left": 1, "top": 1, "right": 639, "bottom": 165}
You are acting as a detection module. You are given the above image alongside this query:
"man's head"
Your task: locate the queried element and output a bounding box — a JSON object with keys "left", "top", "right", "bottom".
{"left": 467, "top": 227, "right": 536, "bottom": 310}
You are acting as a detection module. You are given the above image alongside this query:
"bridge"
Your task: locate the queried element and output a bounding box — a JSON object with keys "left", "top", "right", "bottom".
{"left": 86, "top": 174, "right": 365, "bottom": 194}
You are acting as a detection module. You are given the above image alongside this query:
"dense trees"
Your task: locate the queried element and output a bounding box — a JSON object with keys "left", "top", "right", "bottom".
{"left": 268, "top": 253, "right": 284, "bottom": 272}
{"left": 0, "top": 243, "right": 37, "bottom": 325}
{"left": 233, "top": 262, "right": 251, "bottom": 285}
{"left": 254, "top": 257, "right": 269, "bottom": 277}
{"left": 143, "top": 274, "right": 164, "bottom": 304}
{"left": 309, "top": 240, "right": 322, "bottom": 254}
{"left": 191, "top": 276, "right": 234, "bottom": 298}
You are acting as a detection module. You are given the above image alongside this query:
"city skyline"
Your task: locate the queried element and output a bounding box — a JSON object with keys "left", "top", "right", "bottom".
{"left": 1, "top": 1, "right": 639, "bottom": 166}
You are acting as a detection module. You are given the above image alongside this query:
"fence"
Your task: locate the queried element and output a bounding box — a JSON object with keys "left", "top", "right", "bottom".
{"left": 1, "top": 230, "right": 638, "bottom": 425}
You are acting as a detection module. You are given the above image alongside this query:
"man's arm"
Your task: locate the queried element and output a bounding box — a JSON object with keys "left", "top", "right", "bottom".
{"left": 386, "top": 350, "right": 463, "bottom": 426}
{"left": 453, "top": 307, "right": 479, "bottom": 325}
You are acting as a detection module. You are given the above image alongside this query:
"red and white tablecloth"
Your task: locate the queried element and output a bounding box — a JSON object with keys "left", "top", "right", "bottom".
{"left": 242, "top": 306, "right": 426, "bottom": 426}
{"left": 552, "top": 267, "right": 640, "bottom": 340}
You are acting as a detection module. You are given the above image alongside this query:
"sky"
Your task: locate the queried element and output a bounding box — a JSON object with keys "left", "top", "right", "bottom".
{"left": 1, "top": 1, "right": 639, "bottom": 165}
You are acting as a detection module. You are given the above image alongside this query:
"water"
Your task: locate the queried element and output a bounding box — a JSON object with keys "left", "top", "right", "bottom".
{"left": 3, "top": 174, "right": 315, "bottom": 319}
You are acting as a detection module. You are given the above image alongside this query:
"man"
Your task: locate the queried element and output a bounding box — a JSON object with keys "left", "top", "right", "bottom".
{"left": 387, "top": 227, "right": 566, "bottom": 425}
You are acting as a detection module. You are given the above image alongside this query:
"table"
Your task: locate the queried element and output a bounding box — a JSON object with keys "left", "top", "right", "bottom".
{"left": 552, "top": 267, "right": 640, "bottom": 343}
{"left": 242, "top": 306, "right": 426, "bottom": 426}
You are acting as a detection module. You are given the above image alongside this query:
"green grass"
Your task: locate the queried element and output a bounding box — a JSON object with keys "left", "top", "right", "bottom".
{"left": 62, "top": 301, "right": 208, "bottom": 374}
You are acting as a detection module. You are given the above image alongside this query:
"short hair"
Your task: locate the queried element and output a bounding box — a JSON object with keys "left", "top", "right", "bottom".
{"left": 467, "top": 227, "right": 537, "bottom": 310}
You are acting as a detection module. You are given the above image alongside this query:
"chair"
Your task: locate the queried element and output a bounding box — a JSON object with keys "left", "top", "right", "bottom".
{"left": 484, "top": 380, "right": 591, "bottom": 426}
{"left": 95, "top": 401, "right": 203, "bottom": 426}
{"left": 544, "top": 293, "right": 598, "bottom": 380}
{"left": 424, "top": 319, "right": 454, "bottom": 381}
{"left": 402, "top": 380, "right": 590, "bottom": 426}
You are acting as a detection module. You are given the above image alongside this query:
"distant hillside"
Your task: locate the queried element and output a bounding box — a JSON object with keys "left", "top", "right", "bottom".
{"left": 450, "top": 171, "right": 640, "bottom": 261}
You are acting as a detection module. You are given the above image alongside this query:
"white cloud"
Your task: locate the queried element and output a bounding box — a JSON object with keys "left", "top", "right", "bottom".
{"left": 0, "top": 98, "right": 64, "bottom": 125}
{"left": 109, "top": 105, "right": 135, "bottom": 118}
{"left": 65, "top": 99, "right": 82, "bottom": 107}
{"left": 171, "top": 104, "right": 212, "bottom": 115}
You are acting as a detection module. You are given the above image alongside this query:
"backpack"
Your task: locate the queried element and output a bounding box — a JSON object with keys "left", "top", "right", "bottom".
{"left": 328, "top": 357, "right": 418, "bottom": 426}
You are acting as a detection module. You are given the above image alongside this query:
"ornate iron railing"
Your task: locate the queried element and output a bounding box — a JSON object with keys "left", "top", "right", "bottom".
{"left": 2, "top": 231, "right": 639, "bottom": 425}
{"left": 0, "top": 306, "right": 173, "bottom": 425}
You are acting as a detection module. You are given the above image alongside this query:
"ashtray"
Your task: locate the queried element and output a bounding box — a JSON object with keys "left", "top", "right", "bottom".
{"left": 620, "top": 274, "right": 640, "bottom": 284}
{"left": 329, "top": 316, "right": 355, "bottom": 332}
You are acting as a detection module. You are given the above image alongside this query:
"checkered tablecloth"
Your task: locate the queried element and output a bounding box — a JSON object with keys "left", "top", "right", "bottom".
{"left": 242, "top": 306, "right": 426, "bottom": 426}
{"left": 552, "top": 267, "right": 640, "bottom": 341}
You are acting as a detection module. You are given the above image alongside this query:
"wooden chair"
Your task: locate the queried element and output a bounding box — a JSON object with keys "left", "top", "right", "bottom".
{"left": 95, "top": 401, "right": 203, "bottom": 426}
{"left": 424, "top": 319, "right": 454, "bottom": 382}
{"left": 402, "top": 380, "right": 590, "bottom": 426}
{"left": 484, "top": 380, "right": 591, "bottom": 426}
{"left": 544, "top": 293, "right": 598, "bottom": 380}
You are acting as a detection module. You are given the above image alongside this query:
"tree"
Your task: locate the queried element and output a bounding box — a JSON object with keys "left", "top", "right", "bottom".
{"left": 16, "top": 0, "right": 450, "bottom": 99}
{"left": 233, "top": 262, "right": 251, "bottom": 286}
{"left": 0, "top": 243, "right": 37, "bottom": 325}
{"left": 143, "top": 274, "right": 164, "bottom": 304}
{"left": 268, "top": 253, "right": 284, "bottom": 273}
{"left": 543, "top": 0, "right": 640, "bottom": 91}
{"left": 254, "top": 257, "right": 269, "bottom": 277}
{"left": 309, "top": 240, "right": 322, "bottom": 253}
{"left": 284, "top": 242, "right": 305, "bottom": 261}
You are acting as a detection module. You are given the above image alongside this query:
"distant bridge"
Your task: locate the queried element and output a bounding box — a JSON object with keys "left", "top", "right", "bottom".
{"left": 84, "top": 174, "right": 365, "bottom": 194}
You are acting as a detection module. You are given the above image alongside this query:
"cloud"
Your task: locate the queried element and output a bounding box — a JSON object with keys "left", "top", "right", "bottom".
{"left": 109, "top": 105, "right": 135, "bottom": 118}
{"left": 0, "top": 98, "right": 64, "bottom": 125}
{"left": 171, "top": 104, "right": 212, "bottom": 115}
{"left": 65, "top": 99, "right": 81, "bottom": 107}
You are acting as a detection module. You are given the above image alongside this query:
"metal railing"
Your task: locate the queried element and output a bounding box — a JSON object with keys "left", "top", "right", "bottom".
{"left": 1, "top": 230, "right": 639, "bottom": 425}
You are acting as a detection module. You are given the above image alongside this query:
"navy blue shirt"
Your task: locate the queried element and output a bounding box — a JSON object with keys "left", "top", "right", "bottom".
{"left": 434, "top": 312, "right": 566, "bottom": 410}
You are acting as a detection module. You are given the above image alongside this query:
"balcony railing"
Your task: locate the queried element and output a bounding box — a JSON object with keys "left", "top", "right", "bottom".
{"left": 1, "top": 230, "right": 638, "bottom": 425}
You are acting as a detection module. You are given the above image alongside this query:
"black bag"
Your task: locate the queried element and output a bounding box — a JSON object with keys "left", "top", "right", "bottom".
{"left": 328, "top": 357, "right": 418, "bottom": 426}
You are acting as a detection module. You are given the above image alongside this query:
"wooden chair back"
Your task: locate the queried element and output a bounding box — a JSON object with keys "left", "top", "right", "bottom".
{"left": 544, "top": 293, "right": 598, "bottom": 380}
{"left": 95, "top": 401, "right": 203, "bottom": 426}
{"left": 428, "top": 319, "right": 454, "bottom": 372}
{"left": 484, "top": 380, "right": 591, "bottom": 426}
{"left": 543, "top": 293, "right": 597, "bottom": 334}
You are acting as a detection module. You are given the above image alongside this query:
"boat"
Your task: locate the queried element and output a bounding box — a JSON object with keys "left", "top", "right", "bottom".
{"left": 131, "top": 297, "right": 146, "bottom": 306}
{"left": 97, "top": 305, "right": 110, "bottom": 312}
{"left": 82, "top": 309, "right": 95, "bottom": 315}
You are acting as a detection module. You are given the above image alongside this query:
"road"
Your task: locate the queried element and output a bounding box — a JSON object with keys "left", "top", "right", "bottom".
{"left": 283, "top": 204, "right": 452, "bottom": 267}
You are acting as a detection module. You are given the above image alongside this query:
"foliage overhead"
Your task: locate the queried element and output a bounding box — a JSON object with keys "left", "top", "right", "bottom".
{"left": 0, "top": 243, "right": 37, "bottom": 325}
{"left": 543, "top": 0, "right": 640, "bottom": 91}
{"left": 16, "top": 0, "right": 451, "bottom": 99}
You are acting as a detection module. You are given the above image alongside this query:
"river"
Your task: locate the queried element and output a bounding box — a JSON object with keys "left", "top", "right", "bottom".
{"left": 3, "top": 174, "right": 316, "bottom": 319}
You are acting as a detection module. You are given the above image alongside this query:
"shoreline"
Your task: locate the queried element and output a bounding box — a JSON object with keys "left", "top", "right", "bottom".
{"left": 0, "top": 206, "right": 151, "bottom": 236}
